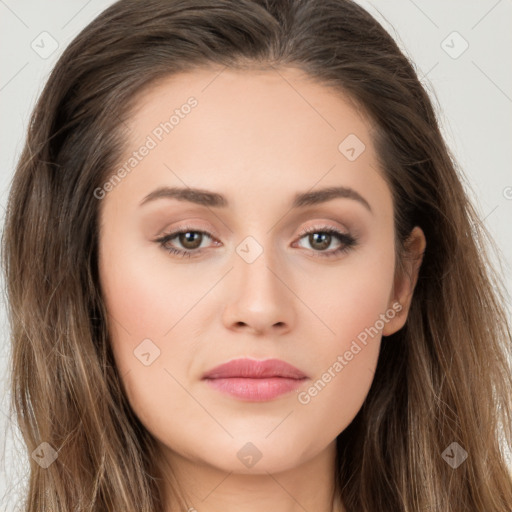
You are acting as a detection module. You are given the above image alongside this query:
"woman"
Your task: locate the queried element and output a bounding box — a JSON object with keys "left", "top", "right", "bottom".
{"left": 2, "top": 0, "right": 511, "bottom": 510}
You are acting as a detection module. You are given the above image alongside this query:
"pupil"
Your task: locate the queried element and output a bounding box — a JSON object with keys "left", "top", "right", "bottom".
{"left": 311, "top": 233, "right": 330, "bottom": 250}
{"left": 181, "top": 232, "right": 201, "bottom": 249}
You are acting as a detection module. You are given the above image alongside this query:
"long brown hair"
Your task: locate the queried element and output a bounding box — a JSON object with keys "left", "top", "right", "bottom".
{"left": 2, "top": 0, "right": 511, "bottom": 510}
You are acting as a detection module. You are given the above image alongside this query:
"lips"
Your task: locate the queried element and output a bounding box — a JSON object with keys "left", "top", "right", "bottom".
{"left": 202, "top": 357, "right": 308, "bottom": 380}
{"left": 202, "top": 358, "right": 308, "bottom": 402}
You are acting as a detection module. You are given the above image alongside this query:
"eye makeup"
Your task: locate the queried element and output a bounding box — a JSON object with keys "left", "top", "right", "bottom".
{"left": 153, "top": 223, "right": 358, "bottom": 260}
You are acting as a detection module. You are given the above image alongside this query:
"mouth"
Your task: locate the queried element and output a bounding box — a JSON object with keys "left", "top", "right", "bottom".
{"left": 203, "top": 376, "right": 307, "bottom": 401}
{"left": 201, "top": 357, "right": 308, "bottom": 402}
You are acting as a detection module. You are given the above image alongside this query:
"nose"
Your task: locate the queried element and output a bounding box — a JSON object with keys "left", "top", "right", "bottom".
{"left": 221, "top": 241, "right": 296, "bottom": 336}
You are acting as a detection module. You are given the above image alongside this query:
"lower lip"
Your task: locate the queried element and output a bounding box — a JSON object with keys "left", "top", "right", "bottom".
{"left": 203, "top": 377, "right": 307, "bottom": 401}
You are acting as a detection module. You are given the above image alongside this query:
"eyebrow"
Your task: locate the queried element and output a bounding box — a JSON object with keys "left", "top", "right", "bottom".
{"left": 139, "top": 185, "right": 372, "bottom": 213}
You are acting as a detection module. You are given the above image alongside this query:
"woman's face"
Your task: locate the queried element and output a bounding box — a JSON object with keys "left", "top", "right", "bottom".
{"left": 98, "top": 67, "right": 424, "bottom": 476}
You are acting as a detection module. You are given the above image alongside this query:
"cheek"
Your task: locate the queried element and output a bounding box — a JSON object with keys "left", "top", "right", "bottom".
{"left": 292, "top": 236, "right": 395, "bottom": 427}
{"left": 98, "top": 232, "right": 206, "bottom": 360}
{"left": 298, "top": 230, "right": 396, "bottom": 355}
{"left": 98, "top": 240, "right": 201, "bottom": 436}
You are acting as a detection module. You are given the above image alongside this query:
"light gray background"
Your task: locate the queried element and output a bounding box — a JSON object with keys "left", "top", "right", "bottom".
{"left": 1, "top": 1, "right": 511, "bottom": 510}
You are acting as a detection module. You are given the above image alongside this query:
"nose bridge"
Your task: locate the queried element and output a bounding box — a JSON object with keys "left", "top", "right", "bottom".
{"left": 235, "top": 231, "right": 285, "bottom": 301}
{"left": 221, "top": 228, "right": 295, "bottom": 333}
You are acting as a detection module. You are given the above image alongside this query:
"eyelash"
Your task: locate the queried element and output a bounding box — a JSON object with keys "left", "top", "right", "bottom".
{"left": 155, "top": 224, "right": 358, "bottom": 259}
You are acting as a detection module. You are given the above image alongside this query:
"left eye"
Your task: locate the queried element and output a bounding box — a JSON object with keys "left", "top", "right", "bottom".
{"left": 156, "top": 229, "right": 216, "bottom": 258}
{"left": 294, "top": 227, "right": 356, "bottom": 255}
{"left": 155, "top": 226, "right": 357, "bottom": 259}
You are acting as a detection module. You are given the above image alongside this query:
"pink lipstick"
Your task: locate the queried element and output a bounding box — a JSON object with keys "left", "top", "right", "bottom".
{"left": 202, "top": 357, "right": 308, "bottom": 402}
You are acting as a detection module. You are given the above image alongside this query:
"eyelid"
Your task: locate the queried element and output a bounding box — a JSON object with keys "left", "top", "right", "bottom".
{"left": 156, "top": 221, "right": 220, "bottom": 240}
{"left": 155, "top": 221, "right": 350, "bottom": 244}
{"left": 295, "top": 222, "right": 350, "bottom": 238}
{"left": 154, "top": 221, "right": 358, "bottom": 260}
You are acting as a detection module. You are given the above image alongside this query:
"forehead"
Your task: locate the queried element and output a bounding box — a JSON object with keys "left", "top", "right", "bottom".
{"left": 126, "top": 66, "right": 373, "bottom": 153}
{"left": 104, "top": 66, "right": 390, "bottom": 217}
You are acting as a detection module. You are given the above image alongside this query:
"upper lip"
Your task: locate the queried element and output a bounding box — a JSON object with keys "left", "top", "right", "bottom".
{"left": 202, "top": 358, "right": 308, "bottom": 380}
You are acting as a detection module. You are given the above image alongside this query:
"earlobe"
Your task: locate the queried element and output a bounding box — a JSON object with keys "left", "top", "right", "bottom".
{"left": 382, "top": 226, "right": 426, "bottom": 336}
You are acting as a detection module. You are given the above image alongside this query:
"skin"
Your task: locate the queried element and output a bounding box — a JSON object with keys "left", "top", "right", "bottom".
{"left": 98, "top": 66, "right": 425, "bottom": 512}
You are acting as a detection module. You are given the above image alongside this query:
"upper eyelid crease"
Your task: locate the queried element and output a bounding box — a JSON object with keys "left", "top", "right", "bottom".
{"left": 156, "top": 225, "right": 357, "bottom": 259}
{"left": 139, "top": 185, "right": 373, "bottom": 215}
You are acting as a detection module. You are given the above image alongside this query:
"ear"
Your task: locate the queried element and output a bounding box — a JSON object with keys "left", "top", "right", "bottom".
{"left": 382, "top": 226, "right": 426, "bottom": 336}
